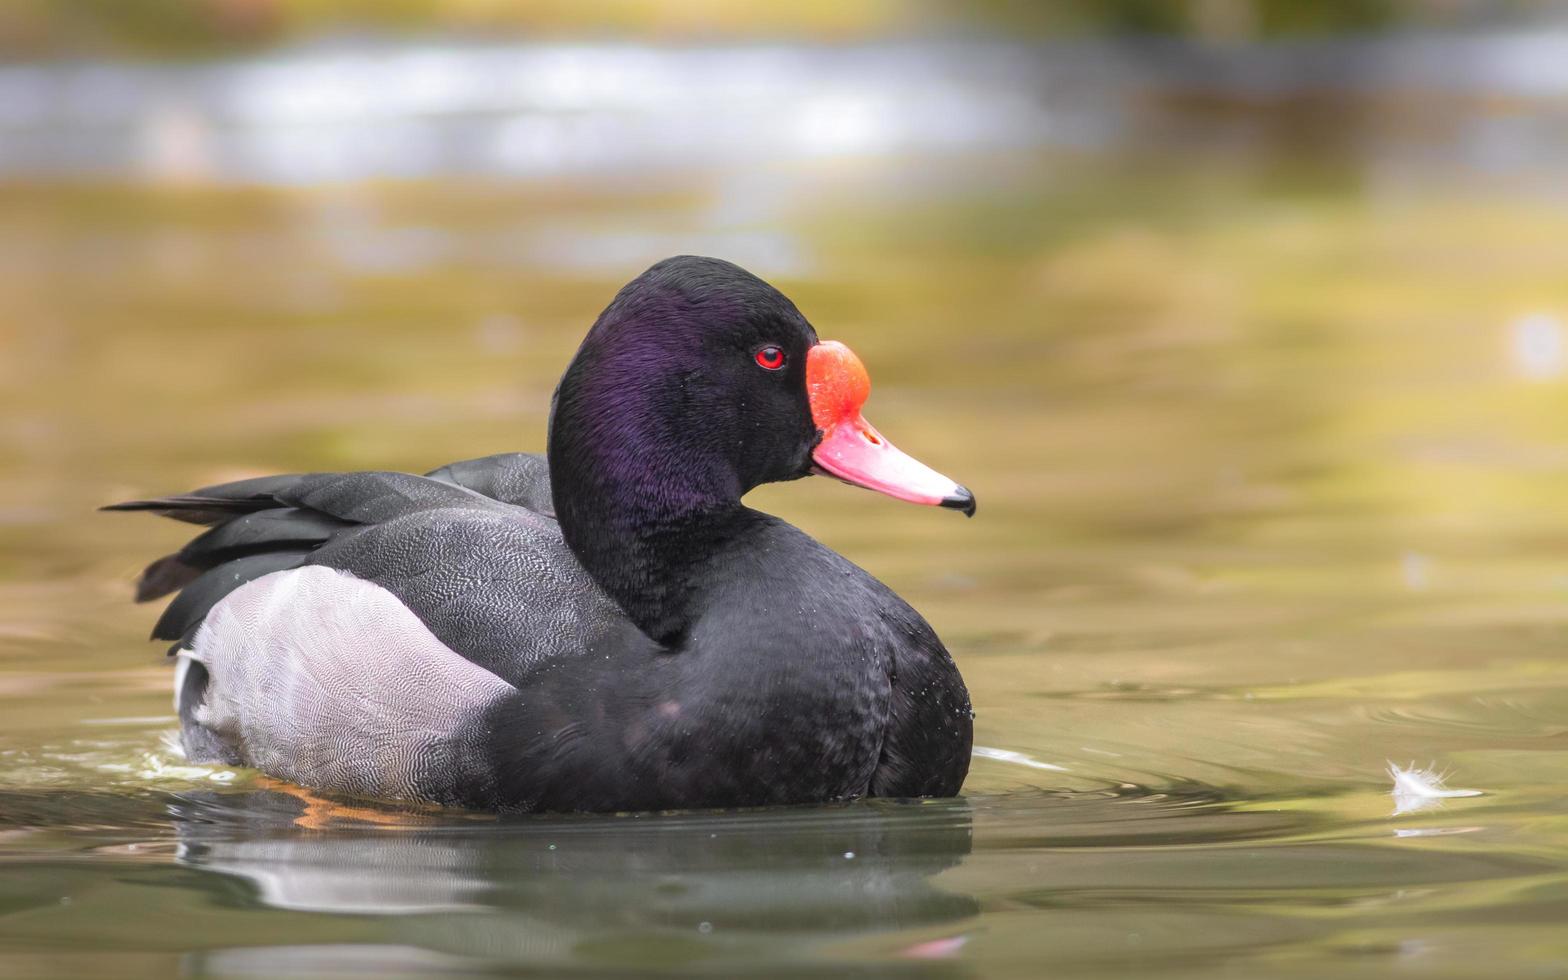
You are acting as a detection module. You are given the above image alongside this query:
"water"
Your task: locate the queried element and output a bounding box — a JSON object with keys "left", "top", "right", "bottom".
{"left": 3, "top": 36, "right": 1568, "bottom": 979}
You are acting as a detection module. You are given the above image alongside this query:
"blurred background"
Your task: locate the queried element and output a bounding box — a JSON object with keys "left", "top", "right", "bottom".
{"left": 6, "top": 0, "right": 1568, "bottom": 675}
{"left": 4, "top": 2, "right": 1568, "bottom": 978}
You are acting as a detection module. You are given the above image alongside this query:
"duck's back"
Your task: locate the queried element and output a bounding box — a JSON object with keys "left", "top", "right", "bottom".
{"left": 425, "top": 451, "right": 556, "bottom": 517}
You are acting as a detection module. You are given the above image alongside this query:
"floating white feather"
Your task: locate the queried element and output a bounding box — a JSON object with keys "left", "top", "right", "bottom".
{"left": 1389, "top": 761, "right": 1482, "bottom": 815}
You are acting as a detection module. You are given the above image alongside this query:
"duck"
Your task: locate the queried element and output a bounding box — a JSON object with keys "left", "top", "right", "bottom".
{"left": 107, "top": 256, "right": 975, "bottom": 813}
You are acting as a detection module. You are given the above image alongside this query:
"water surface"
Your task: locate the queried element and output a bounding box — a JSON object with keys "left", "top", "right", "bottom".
{"left": 2, "top": 36, "right": 1568, "bottom": 979}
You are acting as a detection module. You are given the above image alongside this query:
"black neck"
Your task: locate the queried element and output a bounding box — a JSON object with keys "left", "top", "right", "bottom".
{"left": 548, "top": 383, "right": 750, "bottom": 646}
{"left": 567, "top": 498, "right": 749, "bottom": 647}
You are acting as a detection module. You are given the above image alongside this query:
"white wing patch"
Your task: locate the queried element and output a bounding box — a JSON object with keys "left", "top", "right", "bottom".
{"left": 187, "top": 565, "right": 516, "bottom": 803}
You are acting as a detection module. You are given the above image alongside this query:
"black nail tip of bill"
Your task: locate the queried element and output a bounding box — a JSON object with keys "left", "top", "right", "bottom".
{"left": 941, "top": 486, "right": 977, "bottom": 518}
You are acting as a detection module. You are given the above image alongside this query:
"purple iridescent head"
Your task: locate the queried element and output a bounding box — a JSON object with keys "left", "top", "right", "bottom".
{"left": 548, "top": 255, "right": 973, "bottom": 528}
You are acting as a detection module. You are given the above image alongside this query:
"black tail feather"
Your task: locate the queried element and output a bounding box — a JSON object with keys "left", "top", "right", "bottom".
{"left": 136, "top": 554, "right": 203, "bottom": 603}
{"left": 101, "top": 474, "right": 306, "bottom": 526}
{"left": 180, "top": 507, "right": 345, "bottom": 561}
{"left": 101, "top": 497, "right": 268, "bottom": 527}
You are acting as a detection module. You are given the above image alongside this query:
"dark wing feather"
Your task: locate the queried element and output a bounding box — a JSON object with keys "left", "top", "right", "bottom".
{"left": 101, "top": 474, "right": 307, "bottom": 526}
{"left": 136, "top": 508, "right": 348, "bottom": 602}
{"left": 181, "top": 507, "right": 346, "bottom": 559}
{"left": 426, "top": 453, "right": 555, "bottom": 516}
{"left": 277, "top": 470, "right": 490, "bottom": 525}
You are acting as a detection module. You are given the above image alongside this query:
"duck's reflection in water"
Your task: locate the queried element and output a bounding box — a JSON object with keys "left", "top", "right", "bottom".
{"left": 169, "top": 788, "right": 978, "bottom": 972}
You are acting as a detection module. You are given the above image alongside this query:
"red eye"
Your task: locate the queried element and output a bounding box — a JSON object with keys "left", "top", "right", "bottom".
{"left": 754, "top": 346, "right": 786, "bottom": 371}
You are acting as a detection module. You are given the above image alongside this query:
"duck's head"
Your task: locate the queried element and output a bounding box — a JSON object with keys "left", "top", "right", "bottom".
{"left": 549, "top": 255, "right": 974, "bottom": 524}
